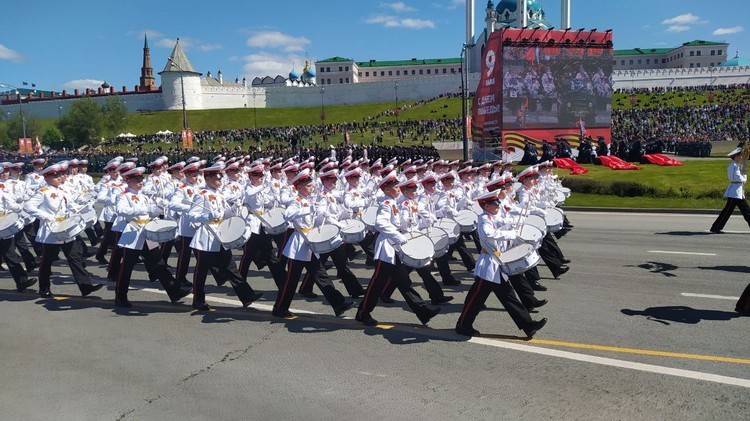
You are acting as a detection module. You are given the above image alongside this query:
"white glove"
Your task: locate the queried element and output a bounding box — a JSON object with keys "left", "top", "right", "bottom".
{"left": 504, "top": 231, "right": 517, "bottom": 241}
{"left": 210, "top": 209, "right": 224, "bottom": 220}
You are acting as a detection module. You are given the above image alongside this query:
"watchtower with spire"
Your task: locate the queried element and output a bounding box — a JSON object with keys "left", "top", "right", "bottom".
{"left": 139, "top": 34, "right": 157, "bottom": 91}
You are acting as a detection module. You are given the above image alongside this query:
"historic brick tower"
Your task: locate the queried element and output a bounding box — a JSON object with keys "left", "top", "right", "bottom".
{"left": 139, "top": 34, "right": 157, "bottom": 91}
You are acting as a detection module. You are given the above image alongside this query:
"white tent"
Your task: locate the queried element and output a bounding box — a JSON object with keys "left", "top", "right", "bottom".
{"left": 117, "top": 132, "right": 136, "bottom": 138}
{"left": 162, "top": 130, "right": 173, "bottom": 135}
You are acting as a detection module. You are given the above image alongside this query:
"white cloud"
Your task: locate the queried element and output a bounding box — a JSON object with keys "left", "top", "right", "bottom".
{"left": 0, "top": 44, "right": 23, "bottom": 62}
{"left": 401, "top": 18, "right": 435, "bottom": 29}
{"left": 382, "top": 2, "right": 416, "bottom": 12}
{"left": 432, "top": 0, "right": 464, "bottom": 9}
{"left": 241, "top": 52, "right": 307, "bottom": 80}
{"left": 662, "top": 13, "right": 700, "bottom": 25}
{"left": 713, "top": 26, "right": 743, "bottom": 35}
{"left": 63, "top": 79, "right": 105, "bottom": 91}
{"left": 666, "top": 25, "right": 690, "bottom": 33}
{"left": 365, "top": 15, "right": 435, "bottom": 29}
{"left": 199, "top": 43, "right": 222, "bottom": 52}
{"left": 246, "top": 31, "right": 310, "bottom": 52}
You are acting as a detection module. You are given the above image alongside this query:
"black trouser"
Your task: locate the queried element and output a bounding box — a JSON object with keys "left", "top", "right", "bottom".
{"left": 239, "top": 231, "right": 286, "bottom": 290}
{"left": 107, "top": 231, "right": 124, "bottom": 280}
{"left": 96, "top": 221, "right": 115, "bottom": 261}
{"left": 24, "top": 220, "right": 43, "bottom": 256}
{"left": 711, "top": 197, "right": 750, "bottom": 231}
{"left": 38, "top": 241, "right": 92, "bottom": 293}
{"left": 273, "top": 228, "right": 295, "bottom": 267}
{"left": 736, "top": 283, "right": 750, "bottom": 313}
{"left": 382, "top": 265, "right": 446, "bottom": 301}
{"left": 14, "top": 229, "right": 38, "bottom": 270}
{"left": 84, "top": 226, "right": 98, "bottom": 246}
{"left": 359, "top": 232, "right": 376, "bottom": 261}
{"left": 192, "top": 247, "right": 257, "bottom": 306}
{"left": 175, "top": 235, "right": 194, "bottom": 285}
{"left": 435, "top": 253, "right": 458, "bottom": 283}
{"left": 508, "top": 273, "right": 537, "bottom": 310}
{"left": 448, "top": 236, "right": 476, "bottom": 272}
{"left": 355, "top": 257, "right": 435, "bottom": 324}
{"left": 116, "top": 243, "right": 180, "bottom": 301}
{"left": 539, "top": 234, "right": 565, "bottom": 277}
{"left": 456, "top": 277, "right": 533, "bottom": 332}
{"left": 299, "top": 245, "right": 364, "bottom": 297}
{"left": 274, "top": 255, "right": 347, "bottom": 314}
{"left": 0, "top": 236, "right": 31, "bottom": 288}
{"left": 160, "top": 239, "right": 175, "bottom": 264}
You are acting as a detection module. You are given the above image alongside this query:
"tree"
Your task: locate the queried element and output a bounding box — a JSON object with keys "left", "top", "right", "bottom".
{"left": 101, "top": 95, "right": 128, "bottom": 138}
{"left": 4, "top": 110, "right": 42, "bottom": 141}
{"left": 57, "top": 97, "right": 103, "bottom": 148}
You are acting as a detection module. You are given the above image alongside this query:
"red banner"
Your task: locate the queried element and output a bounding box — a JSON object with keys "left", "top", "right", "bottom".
{"left": 18, "top": 138, "right": 31, "bottom": 154}
{"left": 182, "top": 129, "right": 193, "bottom": 150}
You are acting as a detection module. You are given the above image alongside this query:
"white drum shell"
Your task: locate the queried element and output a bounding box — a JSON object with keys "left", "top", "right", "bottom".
{"left": 397, "top": 235, "right": 434, "bottom": 268}
{"left": 0, "top": 213, "right": 24, "bottom": 238}
{"left": 361, "top": 206, "right": 378, "bottom": 232}
{"left": 526, "top": 215, "right": 548, "bottom": 236}
{"left": 545, "top": 208, "right": 564, "bottom": 233}
{"left": 454, "top": 209, "right": 478, "bottom": 233}
{"left": 518, "top": 224, "right": 543, "bottom": 249}
{"left": 81, "top": 208, "right": 98, "bottom": 229}
{"left": 217, "top": 217, "right": 251, "bottom": 249}
{"left": 340, "top": 219, "right": 366, "bottom": 244}
{"left": 307, "top": 224, "right": 343, "bottom": 254}
{"left": 435, "top": 219, "right": 460, "bottom": 244}
{"left": 422, "top": 227, "right": 450, "bottom": 258}
{"left": 263, "top": 208, "right": 288, "bottom": 235}
{"left": 51, "top": 216, "right": 86, "bottom": 242}
{"left": 144, "top": 219, "right": 178, "bottom": 243}
{"left": 500, "top": 243, "right": 540, "bottom": 275}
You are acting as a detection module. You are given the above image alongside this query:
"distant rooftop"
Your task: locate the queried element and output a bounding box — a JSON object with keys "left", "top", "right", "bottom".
{"left": 615, "top": 40, "right": 729, "bottom": 56}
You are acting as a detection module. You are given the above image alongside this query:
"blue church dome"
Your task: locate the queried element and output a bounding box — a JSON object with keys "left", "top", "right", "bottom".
{"left": 289, "top": 69, "right": 300, "bottom": 80}
{"left": 304, "top": 68, "right": 316, "bottom": 78}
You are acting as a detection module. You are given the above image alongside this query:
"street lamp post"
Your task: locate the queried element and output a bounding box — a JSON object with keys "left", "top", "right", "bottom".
{"left": 16, "top": 90, "right": 26, "bottom": 140}
{"left": 58, "top": 104, "right": 63, "bottom": 120}
{"left": 167, "top": 58, "right": 188, "bottom": 131}
{"left": 394, "top": 81, "right": 399, "bottom": 127}
{"left": 320, "top": 87, "right": 326, "bottom": 123}
{"left": 252, "top": 91, "right": 257, "bottom": 129}
{"left": 460, "top": 44, "right": 474, "bottom": 161}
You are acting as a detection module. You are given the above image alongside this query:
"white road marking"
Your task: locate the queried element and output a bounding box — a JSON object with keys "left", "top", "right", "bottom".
{"left": 681, "top": 292, "right": 740, "bottom": 301}
{"left": 463, "top": 336, "right": 750, "bottom": 389}
{"left": 648, "top": 250, "right": 717, "bottom": 256}
{"left": 132, "top": 287, "right": 750, "bottom": 389}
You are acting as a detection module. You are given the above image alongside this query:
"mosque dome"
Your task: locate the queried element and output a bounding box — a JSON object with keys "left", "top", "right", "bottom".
{"left": 289, "top": 69, "right": 300, "bottom": 80}
{"left": 496, "top": 0, "right": 541, "bottom": 13}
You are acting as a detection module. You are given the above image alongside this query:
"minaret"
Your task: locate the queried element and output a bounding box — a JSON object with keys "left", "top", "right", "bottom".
{"left": 485, "top": 0, "right": 496, "bottom": 37}
{"left": 139, "top": 34, "right": 156, "bottom": 91}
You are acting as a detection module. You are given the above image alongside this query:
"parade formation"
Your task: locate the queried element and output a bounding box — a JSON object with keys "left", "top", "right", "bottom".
{"left": 0, "top": 152, "right": 577, "bottom": 337}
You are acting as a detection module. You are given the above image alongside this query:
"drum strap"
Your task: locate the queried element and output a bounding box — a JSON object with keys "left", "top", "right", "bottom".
{"left": 481, "top": 249, "right": 502, "bottom": 257}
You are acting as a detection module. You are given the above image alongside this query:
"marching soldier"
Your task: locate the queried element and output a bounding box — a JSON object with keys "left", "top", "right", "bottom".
{"left": 187, "top": 162, "right": 263, "bottom": 311}
{"left": 167, "top": 162, "right": 203, "bottom": 288}
{"left": 0, "top": 167, "right": 37, "bottom": 292}
{"left": 24, "top": 164, "right": 104, "bottom": 298}
{"left": 113, "top": 167, "right": 191, "bottom": 308}
{"left": 272, "top": 169, "right": 354, "bottom": 318}
{"left": 455, "top": 190, "right": 547, "bottom": 338}
{"left": 355, "top": 173, "right": 441, "bottom": 327}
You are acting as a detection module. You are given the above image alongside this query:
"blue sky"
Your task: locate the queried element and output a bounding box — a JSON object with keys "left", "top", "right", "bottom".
{"left": 1, "top": 0, "right": 746, "bottom": 92}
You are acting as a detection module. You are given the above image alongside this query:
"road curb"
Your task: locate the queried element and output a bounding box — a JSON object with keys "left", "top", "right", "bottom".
{"left": 563, "top": 206, "right": 720, "bottom": 215}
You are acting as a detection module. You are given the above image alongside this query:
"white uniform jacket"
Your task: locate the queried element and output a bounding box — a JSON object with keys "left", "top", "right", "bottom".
{"left": 188, "top": 187, "right": 233, "bottom": 252}
{"left": 343, "top": 184, "right": 367, "bottom": 219}
{"left": 110, "top": 182, "right": 132, "bottom": 231}
{"left": 243, "top": 183, "right": 271, "bottom": 235}
{"left": 373, "top": 199, "right": 409, "bottom": 265}
{"left": 398, "top": 198, "right": 432, "bottom": 232}
{"left": 169, "top": 182, "right": 200, "bottom": 237}
{"left": 24, "top": 185, "right": 73, "bottom": 245}
{"left": 282, "top": 195, "right": 327, "bottom": 262}
{"left": 97, "top": 179, "right": 124, "bottom": 223}
{"left": 0, "top": 187, "right": 24, "bottom": 239}
{"left": 473, "top": 211, "right": 517, "bottom": 284}
{"left": 724, "top": 160, "right": 746, "bottom": 199}
{"left": 116, "top": 188, "right": 161, "bottom": 250}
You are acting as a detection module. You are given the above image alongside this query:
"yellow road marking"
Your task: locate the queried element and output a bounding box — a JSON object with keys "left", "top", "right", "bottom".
{"left": 522, "top": 338, "right": 750, "bottom": 365}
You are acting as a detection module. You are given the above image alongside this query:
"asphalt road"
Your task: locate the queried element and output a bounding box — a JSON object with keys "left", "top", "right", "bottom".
{"left": 1, "top": 211, "right": 748, "bottom": 420}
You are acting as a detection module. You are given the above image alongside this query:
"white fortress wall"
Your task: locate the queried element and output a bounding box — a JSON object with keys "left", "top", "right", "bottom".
{"left": 613, "top": 66, "right": 750, "bottom": 90}
{"left": 201, "top": 86, "right": 267, "bottom": 109}
{"left": 1, "top": 92, "right": 163, "bottom": 120}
